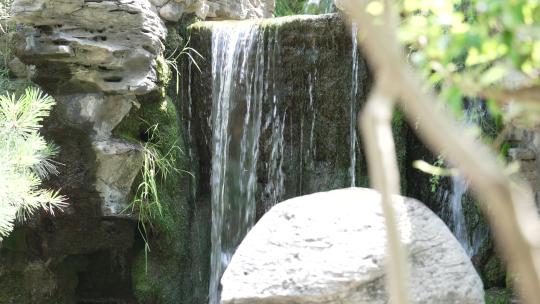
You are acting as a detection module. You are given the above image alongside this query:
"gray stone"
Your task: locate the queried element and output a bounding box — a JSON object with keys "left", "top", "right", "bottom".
{"left": 150, "top": 0, "right": 272, "bottom": 21}
{"left": 160, "top": 2, "right": 186, "bottom": 22}
{"left": 56, "top": 94, "right": 133, "bottom": 139}
{"left": 11, "top": 0, "right": 160, "bottom": 220}
{"left": 7, "top": 57, "right": 27, "bottom": 78}
{"left": 150, "top": 0, "right": 170, "bottom": 6}
{"left": 221, "top": 188, "right": 485, "bottom": 304}
{"left": 93, "top": 139, "right": 143, "bottom": 217}
{"left": 12, "top": 0, "right": 167, "bottom": 95}
{"left": 509, "top": 147, "right": 536, "bottom": 161}
{"left": 206, "top": 0, "right": 274, "bottom": 19}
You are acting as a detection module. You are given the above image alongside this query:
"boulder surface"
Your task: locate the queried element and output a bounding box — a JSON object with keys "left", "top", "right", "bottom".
{"left": 221, "top": 187, "right": 485, "bottom": 304}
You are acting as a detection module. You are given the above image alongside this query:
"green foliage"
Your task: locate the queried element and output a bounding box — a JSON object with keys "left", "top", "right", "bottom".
{"left": 399, "top": 0, "right": 540, "bottom": 125}
{"left": 128, "top": 107, "right": 185, "bottom": 269}
{"left": 485, "top": 288, "right": 512, "bottom": 304}
{"left": 163, "top": 38, "right": 203, "bottom": 96}
{"left": 122, "top": 40, "right": 200, "bottom": 268}
{"left": 275, "top": 0, "right": 308, "bottom": 16}
{"left": 482, "top": 255, "right": 507, "bottom": 287}
{"left": 274, "top": 0, "right": 335, "bottom": 16}
{"left": 116, "top": 97, "right": 192, "bottom": 302}
{"left": 0, "top": 87, "right": 67, "bottom": 240}
{"left": 429, "top": 155, "right": 445, "bottom": 193}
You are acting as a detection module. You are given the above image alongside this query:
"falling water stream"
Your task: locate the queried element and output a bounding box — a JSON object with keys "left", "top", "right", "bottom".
{"left": 209, "top": 23, "right": 264, "bottom": 304}
{"left": 261, "top": 30, "right": 284, "bottom": 212}
{"left": 442, "top": 102, "right": 490, "bottom": 257}
{"left": 207, "top": 17, "right": 366, "bottom": 303}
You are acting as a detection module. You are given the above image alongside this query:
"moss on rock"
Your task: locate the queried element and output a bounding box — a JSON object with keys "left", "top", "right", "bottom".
{"left": 482, "top": 255, "right": 506, "bottom": 288}
{"left": 485, "top": 288, "right": 512, "bottom": 304}
{"left": 114, "top": 85, "right": 192, "bottom": 303}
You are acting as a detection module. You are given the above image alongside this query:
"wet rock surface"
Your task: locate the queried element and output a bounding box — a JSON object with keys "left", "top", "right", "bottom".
{"left": 221, "top": 188, "right": 485, "bottom": 304}
{"left": 186, "top": 14, "right": 375, "bottom": 214}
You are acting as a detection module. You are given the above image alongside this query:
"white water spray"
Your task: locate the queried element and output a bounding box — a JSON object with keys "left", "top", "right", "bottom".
{"left": 209, "top": 23, "right": 264, "bottom": 304}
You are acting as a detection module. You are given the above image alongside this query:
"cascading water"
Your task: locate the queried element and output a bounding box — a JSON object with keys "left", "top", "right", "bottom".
{"left": 441, "top": 101, "right": 490, "bottom": 257}
{"left": 208, "top": 23, "right": 265, "bottom": 304}
{"left": 262, "top": 30, "right": 285, "bottom": 212}
{"left": 202, "top": 14, "right": 368, "bottom": 303}
{"left": 448, "top": 175, "right": 470, "bottom": 252}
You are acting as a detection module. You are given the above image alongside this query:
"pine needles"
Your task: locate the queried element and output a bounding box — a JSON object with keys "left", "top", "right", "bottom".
{"left": 0, "top": 87, "right": 67, "bottom": 240}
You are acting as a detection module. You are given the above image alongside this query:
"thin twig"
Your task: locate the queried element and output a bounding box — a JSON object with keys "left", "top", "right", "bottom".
{"left": 361, "top": 87, "right": 410, "bottom": 304}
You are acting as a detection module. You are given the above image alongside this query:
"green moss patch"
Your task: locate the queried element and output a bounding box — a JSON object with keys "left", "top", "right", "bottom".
{"left": 485, "top": 288, "right": 512, "bottom": 304}
{"left": 115, "top": 95, "right": 192, "bottom": 303}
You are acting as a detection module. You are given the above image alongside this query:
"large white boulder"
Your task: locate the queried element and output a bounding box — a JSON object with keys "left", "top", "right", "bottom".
{"left": 221, "top": 188, "right": 484, "bottom": 303}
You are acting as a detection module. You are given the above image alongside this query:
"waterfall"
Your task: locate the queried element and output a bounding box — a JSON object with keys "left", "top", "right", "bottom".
{"left": 209, "top": 23, "right": 265, "bottom": 304}
{"left": 448, "top": 175, "right": 469, "bottom": 252}
{"left": 262, "top": 30, "right": 285, "bottom": 212}
{"left": 203, "top": 15, "right": 367, "bottom": 303}
{"left": 446, "top": 174, "right": 488, "bottom": 257}
{"left": 442, "top": 101, "right": 490, "bottom": 257}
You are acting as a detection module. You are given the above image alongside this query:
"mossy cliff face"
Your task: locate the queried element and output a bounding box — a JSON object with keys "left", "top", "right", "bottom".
{"left": 187, "top": 14, "right": 370, "bottom": 202}
{"left": 184, "top": 13, "right": 411, "bottom": 299}
{"left": 114, "top": 95, "right": 193, "bottom": 304}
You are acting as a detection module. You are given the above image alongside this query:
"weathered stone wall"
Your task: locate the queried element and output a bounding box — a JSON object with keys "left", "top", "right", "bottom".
{"left": 0, "top": 0, "right": 175, "bottom": 303}
{"left": 151, "top": 0, "right": 275, "bottom": 22}
{"left": 508, "top": 127, "right": 540, "bottom": 207}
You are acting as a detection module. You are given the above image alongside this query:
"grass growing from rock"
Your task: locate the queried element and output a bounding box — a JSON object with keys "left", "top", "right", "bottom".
{"left": 275, "top": 0, "right": 308, "bottom": 16}
{"left": 114, "top": 96, "right": 192, "bottom": 303}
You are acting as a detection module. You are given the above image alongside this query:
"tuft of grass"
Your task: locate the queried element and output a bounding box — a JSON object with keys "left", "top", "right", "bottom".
{"left": 123, "top": 107, "right": 187, "bottom": 267}
{"left": 164, "top": 37, "right": 203, "bottom": 96}
{"left": 274, "top": 0, "right": 309, "bottom": 16}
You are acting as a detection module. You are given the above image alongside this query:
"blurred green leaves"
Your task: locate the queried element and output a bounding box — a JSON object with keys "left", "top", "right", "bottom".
{"left": 0, "top": 87, "right": 67, "bottom": 240}
{"left": 399, "top": 0, "right": 540, "bottom": 126}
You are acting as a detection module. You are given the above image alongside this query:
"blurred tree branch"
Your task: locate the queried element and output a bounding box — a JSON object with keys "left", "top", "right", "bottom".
{"left": 337, "top": 0, "right": 540, "bottom": 303}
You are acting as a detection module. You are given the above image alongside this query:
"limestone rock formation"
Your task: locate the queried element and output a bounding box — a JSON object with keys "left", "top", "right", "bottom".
{"left": 149, "top": 0, "right": 274, "bottom": 22}
{"left": 11, "top": 0, "right": 168, "bottom": 216}
{"left": 206, "top": 0, "right": 275, "bottom": 19}
{"left": 12, "top": 0, "right": 166, "bottom": 95}
{"left": 221, "top": 188, "right": 485, "bottom": 304}
{"left": 152, "top": 0, "right": 209, "bottom": 22}
{"left": 0, "top": 1, "right": 173, "bottom": 302}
